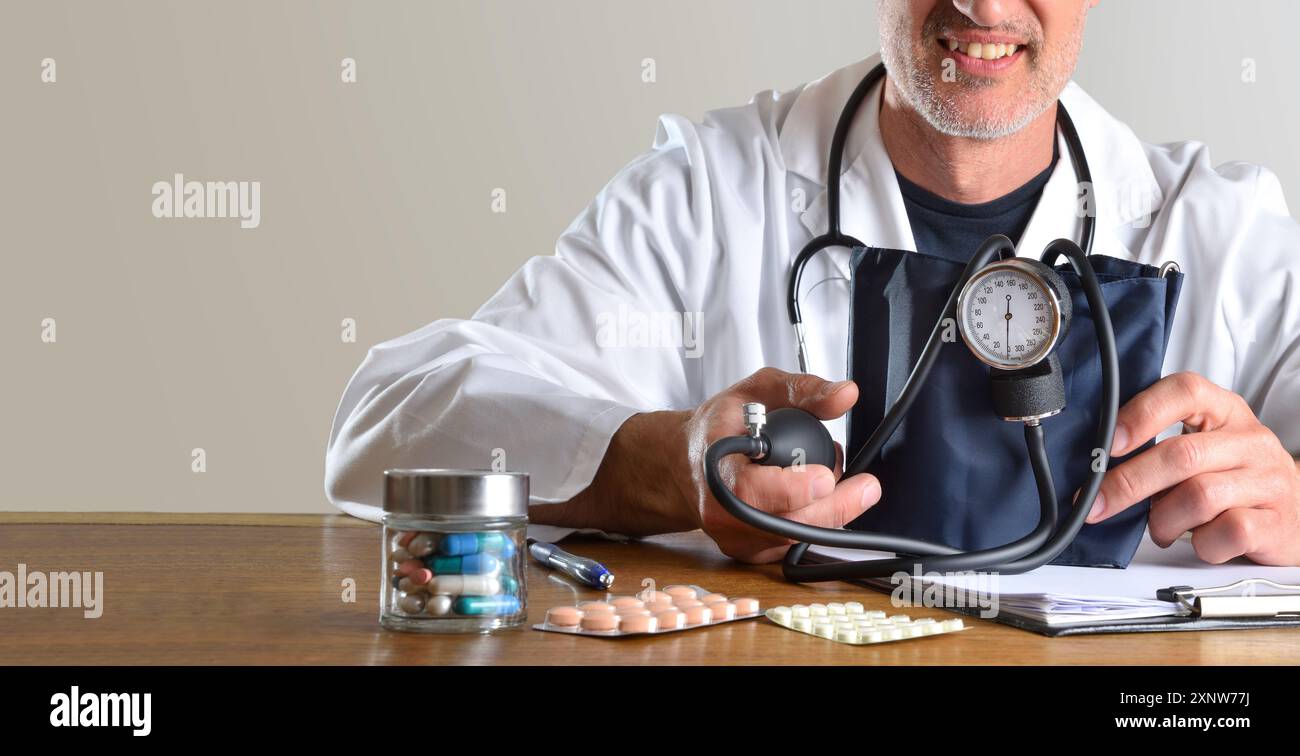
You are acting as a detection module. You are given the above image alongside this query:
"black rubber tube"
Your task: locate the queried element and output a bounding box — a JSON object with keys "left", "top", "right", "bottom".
{"left": 705, "top": 239, "right": 1118, "bottom": 579}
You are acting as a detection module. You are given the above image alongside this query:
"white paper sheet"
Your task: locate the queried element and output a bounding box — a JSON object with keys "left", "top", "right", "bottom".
{"left": 811, "top": 534, "right": 1300, "bottom": 627}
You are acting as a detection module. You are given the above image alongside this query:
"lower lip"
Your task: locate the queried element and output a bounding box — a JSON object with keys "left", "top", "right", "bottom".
{"left": 939, "top": 41, "right": 1025, "bottom": 75}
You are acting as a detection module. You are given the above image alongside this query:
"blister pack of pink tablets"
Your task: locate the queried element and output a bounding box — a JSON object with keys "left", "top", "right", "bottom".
{"left": 535, "top": 584, "right": 761, "bottom": 637}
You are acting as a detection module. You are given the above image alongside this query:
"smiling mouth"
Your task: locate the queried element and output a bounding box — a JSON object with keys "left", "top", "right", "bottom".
{"left": 938, "top": 37, "right": 1022, "bottom": 62}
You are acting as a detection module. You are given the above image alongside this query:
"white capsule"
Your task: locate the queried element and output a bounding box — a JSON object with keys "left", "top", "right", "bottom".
{"left": 398, "top": 593, "right": 427, "bottom": 615}
{"left": 770, "top": 606, "right": 793, "bottom": 625}
{"left": 845, "top": 602, "right": 864, "bottom": 615}
{"left": 430, "top": 574, "right": 501, "bottom": 596}
{"left": 406, "top": 533, "right": 436, "bottom": 557}
{"left": 426, "top": 594, "right": 453, "bottom": 617}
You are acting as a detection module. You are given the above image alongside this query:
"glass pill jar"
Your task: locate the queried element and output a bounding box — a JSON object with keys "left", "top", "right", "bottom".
{"left": 380, "top": 469, "right": 528, "bottom": 633}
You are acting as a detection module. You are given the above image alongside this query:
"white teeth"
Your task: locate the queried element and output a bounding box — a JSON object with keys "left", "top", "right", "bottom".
{"left": 944, "top": 39, "right": 1021, "bottom": 61}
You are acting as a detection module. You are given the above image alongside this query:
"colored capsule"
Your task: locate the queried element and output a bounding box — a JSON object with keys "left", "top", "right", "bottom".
{"left": 439, "top": 532, "right": 516, "bottom": 557}
{"left": 454, "top": 595, "right": 521, "bottom": 616}
{"left": 498, "top": 574, "right": 519, "bottom": 594}
{"left": 425, "top": 553, "right": 499, "bottom": 575}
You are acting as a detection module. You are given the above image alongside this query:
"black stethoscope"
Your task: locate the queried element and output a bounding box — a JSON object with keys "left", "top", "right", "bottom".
{"left": 705, "top": 62, "right": 1121, "bottom": 581}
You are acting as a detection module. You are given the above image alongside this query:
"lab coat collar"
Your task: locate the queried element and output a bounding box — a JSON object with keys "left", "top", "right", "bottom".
{"left": 779, "top": 54, "right": 1164, "bottom": 259}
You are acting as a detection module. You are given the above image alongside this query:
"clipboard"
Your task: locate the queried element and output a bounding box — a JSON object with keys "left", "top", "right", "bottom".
{"left": 799, "top": 550, "right": 1300, "bottom": 637}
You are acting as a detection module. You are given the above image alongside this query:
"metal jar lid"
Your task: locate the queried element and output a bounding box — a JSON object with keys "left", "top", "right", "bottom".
{"left": 382, "top": 469, "right": 529, "bottom": 518}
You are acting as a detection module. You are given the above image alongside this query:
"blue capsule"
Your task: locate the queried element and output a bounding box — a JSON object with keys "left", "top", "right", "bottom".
{"left": 439, "top": 532, "right": 516, "bottom": 558}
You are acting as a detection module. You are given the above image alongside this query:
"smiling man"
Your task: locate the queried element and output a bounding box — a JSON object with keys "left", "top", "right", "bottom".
{"left": 326, "top": 1, "right": 1300, "bottom": 568}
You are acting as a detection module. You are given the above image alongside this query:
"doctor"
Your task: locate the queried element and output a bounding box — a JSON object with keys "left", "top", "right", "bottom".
{"left": 326, "top": 0, "right": 1300, "bottom": 567}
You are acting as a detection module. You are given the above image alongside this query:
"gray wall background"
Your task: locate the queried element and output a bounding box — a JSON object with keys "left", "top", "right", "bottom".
{"left": 2, "top": 0, "right": 1296, "bottom": 513}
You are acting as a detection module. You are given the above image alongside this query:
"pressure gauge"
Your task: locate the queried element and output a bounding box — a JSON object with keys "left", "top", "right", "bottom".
{"left": 957, "top": 258, "right": 1072, "bottom": 371}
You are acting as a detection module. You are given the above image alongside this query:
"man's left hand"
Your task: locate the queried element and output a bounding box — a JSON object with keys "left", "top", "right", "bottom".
{"left": 1087, "top": 371, "right": 1300, "bottom": 566}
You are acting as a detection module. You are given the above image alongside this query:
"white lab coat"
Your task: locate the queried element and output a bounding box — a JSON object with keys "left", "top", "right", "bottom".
{"left": 325, "top": 55, "right": 1300, "bottom": 524}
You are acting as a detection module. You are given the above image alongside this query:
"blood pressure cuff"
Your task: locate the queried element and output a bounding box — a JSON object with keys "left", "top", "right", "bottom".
{"left": 845, "top": 247, "right": 1184, "bottom": 568}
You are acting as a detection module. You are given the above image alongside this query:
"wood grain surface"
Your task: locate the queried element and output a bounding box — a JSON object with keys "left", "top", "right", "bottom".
{"left": 1, "top": 514, "right": 1297, "bottom": 665}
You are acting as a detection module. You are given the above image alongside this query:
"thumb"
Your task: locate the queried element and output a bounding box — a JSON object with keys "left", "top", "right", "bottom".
{"left": 735, "top": 368, "right": 857, "bottom": 419}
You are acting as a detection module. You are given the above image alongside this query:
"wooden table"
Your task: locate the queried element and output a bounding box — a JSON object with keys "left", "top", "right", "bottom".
{"left": 2, "top": 513, "right": 1298, "bottom": 665}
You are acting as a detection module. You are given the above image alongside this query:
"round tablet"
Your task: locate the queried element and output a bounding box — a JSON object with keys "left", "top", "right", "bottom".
{"left": 706, "top": 601, "right": 736, "bottom": 621}
{"left": 769, "top": 606, "right": 792, "bottom": 625}
{"left": 732, "top": 598, "right": 760, "bottom": 615}
{"left": 863, "top": 630, "right": 883, "bottom": 643}
{"left": 790, "top": 604, "right": 810, "bottom": 618}
{"left": 683, "top": 605, "right": 713, "bottom": 626}
{"left": 792, "top": 617, "right": 812, "bottom": 632}
{"left": 579, "top": 601, "right": 615, "bottom": 615}
{"left": 545, "top": 606, "right": 583, "bottom": 627}
{"left": 664, "top": 585, "right": 698, "bottom": 600}
{"left": 814, "top": 623, "right": 834, "bottom": 639}
{"left": 616, "top": 607, "right": 651, "bottom": 617}
{"left": 809, "top": 604, "right": 828, "bottom": 616}
{"left": 844, "top": 602, "right": 864, "bottom": 615}
{"left": 655, "top": 609, "right": 685, "bottom": 630}
{"left": 646, "top": 600, "right": 676, "bottom": 614}
{"left": 673, "top": 599, "right": 704, "bottom": 610}
{"left": 610, "top": 596, "right": 645, "bottom": 610}
{"left": 827, "top": 602, "right": 846, "bottom": 615}
{"left": 581, "top": 613, "right": 621, "bottom": 632}
{"left": 619, "top": 614, "right": 658, "bottom": 634}
{"left": 942, "top": 619, "right": 964, "bottom": 632}
{"left": 835, "top": 628, "right": 858, "bottom": 643}
{"left": 699, "top": 593, "right": 727, "bottom": 604}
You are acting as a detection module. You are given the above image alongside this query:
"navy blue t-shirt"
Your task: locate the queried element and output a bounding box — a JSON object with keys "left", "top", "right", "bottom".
{"left": 895, "top": 143, "right": 1059, "bottom": 262}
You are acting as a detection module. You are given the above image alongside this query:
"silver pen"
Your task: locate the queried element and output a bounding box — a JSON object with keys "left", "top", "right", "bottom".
{"left": 527, "top": 539, "right": 615, "bottom": 589}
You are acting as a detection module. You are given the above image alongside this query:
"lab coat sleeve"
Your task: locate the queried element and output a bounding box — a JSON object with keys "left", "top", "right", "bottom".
{"left": 324, "top": 115, "right": 716, "bottom": 522}
{"left": 1226, "top": 165, "right": 1300, "bottom": 454}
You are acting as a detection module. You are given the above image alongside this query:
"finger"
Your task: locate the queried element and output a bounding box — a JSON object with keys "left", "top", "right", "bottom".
{"left": 1189, "top": 507, "right": 1278, "bottom": 565}
{"left": 733, "top": 367, "right": 858, "bottom": 420}
{"left": 1146, "top": 471, "right": 1282, "bottom": 547}
{"left": 1089, "top": 431, "right": 1255, "bottom": 523}
{"left": 782, "top": 473, "right": 881, "bottom": 530}
{"left": 733, "top": 464, "right": 838, "bottom": 515}
{"left": 1111, "top": 372, "right": 1246, "bottom": 456}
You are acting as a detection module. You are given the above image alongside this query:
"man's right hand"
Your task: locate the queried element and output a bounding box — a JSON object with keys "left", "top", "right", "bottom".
{"left": 538, "top": 368, "right": 881, "bottom": 564}
{"left": 678, "top": 368, "right": 881, "bottom": 563}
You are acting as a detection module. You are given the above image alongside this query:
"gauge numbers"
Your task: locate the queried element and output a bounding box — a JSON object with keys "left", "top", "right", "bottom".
{"left": 958, "top": 262, "right": 1061, "bottom": 370}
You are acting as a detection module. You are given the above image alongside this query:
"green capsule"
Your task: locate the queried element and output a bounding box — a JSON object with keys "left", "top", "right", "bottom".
{"left": 498, "top": 575, "right": 519, "bottom": 594}
{"left": 454, "top": 595, "right": 521, "bottom": 616}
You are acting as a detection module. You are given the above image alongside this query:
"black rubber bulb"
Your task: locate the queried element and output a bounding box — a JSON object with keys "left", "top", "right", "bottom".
{"left": 758, "top": 408, "right": 837, "bottom": 469}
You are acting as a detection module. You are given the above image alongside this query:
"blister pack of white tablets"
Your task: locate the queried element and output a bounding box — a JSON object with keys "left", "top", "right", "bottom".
{"left": 534, "top": 584, "right": 762, "bottom": 638}
{"left": 766, "top": 602, "right": 967, "bottom": 645}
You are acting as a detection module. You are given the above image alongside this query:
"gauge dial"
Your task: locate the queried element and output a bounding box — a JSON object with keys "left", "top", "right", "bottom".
{"left": 957, "top": 259, "right": 1064, "bottom": 370}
